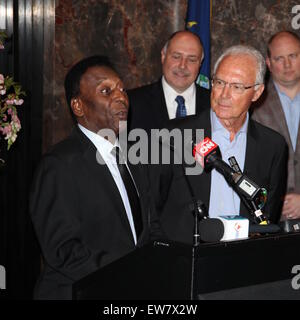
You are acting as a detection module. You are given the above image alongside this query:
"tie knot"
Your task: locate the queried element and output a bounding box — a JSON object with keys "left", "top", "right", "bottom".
{"left": 175, "top": 95, "right": 185, "bottom": 105}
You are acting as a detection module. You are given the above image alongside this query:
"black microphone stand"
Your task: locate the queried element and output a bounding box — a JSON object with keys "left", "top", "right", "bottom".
{"left": 179, "top": 164, "right": 207, "bottom": 246}
{"left": 158, "top": 136, "right": 207, "bottom": 299}
{"left": 159, "top": 136, "right": 207, "bottom": 246}
{"left": 191, "top": 199, "right": 208, "bottom": 246}
{"left": 172, "top": 143, "right": 207, "bottom": 300}
{"left": 178, "top": 163, "right": 208, "bottom": 300}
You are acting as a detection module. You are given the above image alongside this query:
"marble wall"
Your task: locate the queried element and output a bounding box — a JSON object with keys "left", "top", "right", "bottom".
{"left": 43, "top": 0, "right": 300, "bottom": 151}
{"left": 211, "top": 0, "right": 300, "bottom": 65}
{"left": 44, "top": 0, "right": 187, "bottom": 150}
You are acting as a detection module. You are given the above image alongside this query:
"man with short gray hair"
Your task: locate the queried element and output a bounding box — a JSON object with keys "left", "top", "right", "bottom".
{"left": 160, "top": 45, "right": 287, "bottom": 244}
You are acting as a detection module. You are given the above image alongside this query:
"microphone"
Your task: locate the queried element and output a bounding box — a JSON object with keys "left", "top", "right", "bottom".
{"left": 198, "top": 218, "right": 224, "bottom": 242}
{"left": 199, "top": 216, "right": 281, "bottom": 242}
{"left": 199, "top": 215, "right": 249, "bottom": 242}
{"left": 193, "top": 137, "right": 268, "bottom": 224}
{"left": 228, "top": 156, "right": 242, "bottom": 174}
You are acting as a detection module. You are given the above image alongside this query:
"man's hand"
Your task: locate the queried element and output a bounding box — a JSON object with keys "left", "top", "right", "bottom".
{"left": 282, "top": 193, "right": 300, "bottom": 219}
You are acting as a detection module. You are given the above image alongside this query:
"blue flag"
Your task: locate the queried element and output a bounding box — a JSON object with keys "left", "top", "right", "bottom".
{"left": 186, "top": 0, "right": 211, "bottom": 89}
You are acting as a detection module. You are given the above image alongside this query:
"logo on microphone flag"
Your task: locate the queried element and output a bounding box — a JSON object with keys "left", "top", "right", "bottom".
{"left": 218, "top": 215, "right": 249, "bottom": 241}
{"left": 234, "top": 222, "right": 242, "bottom": 231}
{"left": 193, "top": 137, "right": 218, "bottom": 168}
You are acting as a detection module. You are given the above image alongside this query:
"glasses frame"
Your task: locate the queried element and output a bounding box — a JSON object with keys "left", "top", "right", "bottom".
{"left": 211, "top": 77, "right": 261, "bottom": 94}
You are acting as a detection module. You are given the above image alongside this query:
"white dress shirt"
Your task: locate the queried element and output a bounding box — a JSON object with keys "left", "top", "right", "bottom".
{"left": 78, "top": 124, "right": 138, "bottom": 244}
{"left": 161, "top": 76, "right": 196, "bottom": 119}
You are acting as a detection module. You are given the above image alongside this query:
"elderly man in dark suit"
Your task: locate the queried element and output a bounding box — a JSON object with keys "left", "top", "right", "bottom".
{"left": 252, "top": 31, "right": 300, "bottom": 220}
{"left": 128, "top": 30, "right": 210, "bottom": 133}
{"left": 30, "top": 56, "right": 160, "bottom": 299}
{"left": 160, "top": 45, "right": 288, "bottom": 244}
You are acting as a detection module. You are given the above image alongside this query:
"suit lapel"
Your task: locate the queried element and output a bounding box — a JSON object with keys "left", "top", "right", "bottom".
{"left": 188, "top": 109, "right": 212, "bottom": 210}
{"left": 150, "top": 80, "right": 170, "bottom": 127}
{"left": 240, "top": 120, "right": 258, "bottom": 218}
{"left": 268, "top": 81, "right": 293, "bottom": 147}
{"left": 243, "top": 120, "right": 258, "bottom": 177}
{"left": 195, "top": 85, "right": 208, "bottom": 114}
{"left": 295, "top": 125, "right": 300, "bottom": 152}
{"left": 74, "top": 128, "right": 136, "bottom": 243}
{"left": 195, "top": 86, "right": 201, "bottom": 114}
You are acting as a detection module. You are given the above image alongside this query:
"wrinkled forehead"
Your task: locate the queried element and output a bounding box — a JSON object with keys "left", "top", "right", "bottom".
{"left": 79, "top": 66, "right": 123, "bottom": 93}
{"left": 217, "top": 54, "right": 257, "bottom": 74}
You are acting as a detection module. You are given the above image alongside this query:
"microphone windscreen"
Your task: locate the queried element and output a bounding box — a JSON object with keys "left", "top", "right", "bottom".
{"left": 199, "top": 218, "right": 225, "bottom": 242}
{"left": 249, "top": 223, "right": 280, "bottom": 234}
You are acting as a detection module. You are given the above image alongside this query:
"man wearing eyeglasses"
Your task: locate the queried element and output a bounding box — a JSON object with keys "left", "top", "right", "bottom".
{"left": 161, "top": 45, "right": 288, "bottom": 244}
{"left": 252, "top": 31, "right": 300, "bottom": 221}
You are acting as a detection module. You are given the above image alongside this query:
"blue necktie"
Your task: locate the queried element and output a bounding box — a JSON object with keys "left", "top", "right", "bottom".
{"left": 175, "top": 95, "right": 187, "bottom": 118}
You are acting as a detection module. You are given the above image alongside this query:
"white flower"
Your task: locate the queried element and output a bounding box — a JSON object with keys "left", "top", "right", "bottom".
{"left": 14, "top": 99, "right": 24, "bottom": 105}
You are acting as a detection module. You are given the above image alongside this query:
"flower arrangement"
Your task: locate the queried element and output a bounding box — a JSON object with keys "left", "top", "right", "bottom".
{"left": 0, "top": 31, "right": 25, "bottom": 162}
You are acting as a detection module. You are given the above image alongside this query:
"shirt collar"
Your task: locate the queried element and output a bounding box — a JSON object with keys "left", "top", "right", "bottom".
{"left": 78, "top": 123, "right": 120, "bottom": 155}
{"left": 161, "top": 76, "right": 195, "bottom": 100}
{"left": 210, "top": 109, "right": 249, "bottom": 136}
{"left": 273, "top": 80, "right": 286, "bottom": 97}
{"left": 273, "top": 80, "right": 300, "bottom": 102}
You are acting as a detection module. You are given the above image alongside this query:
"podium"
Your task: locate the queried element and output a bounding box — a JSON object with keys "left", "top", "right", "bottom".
{"left": 73, "top": 233, "right": 300, "bottom": 300}
{"left": 73, "top": 241, "right": 193, "bottom": 300}
{"left": 194, "top": 232, "right": 300, "bottom": 299}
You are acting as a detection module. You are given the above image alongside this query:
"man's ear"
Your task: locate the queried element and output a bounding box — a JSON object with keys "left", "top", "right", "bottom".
{"left": 161, "top": 48, "right": 166, "bottom": 65}
{"left": 266, "top": 57, "right": 271, "bottom": 70}
{"left": 252, "top": 84, "right": 265, "bottom": 102}
{"left": 71, "top": 97, "right": 84, "bottom": 117}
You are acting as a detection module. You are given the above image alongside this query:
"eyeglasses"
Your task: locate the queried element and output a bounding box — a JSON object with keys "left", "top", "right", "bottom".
{"left": 211, "top": 78, "right": 260, "bottom": 94}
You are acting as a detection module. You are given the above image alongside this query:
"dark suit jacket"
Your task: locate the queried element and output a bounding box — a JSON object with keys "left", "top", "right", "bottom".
{"left": 127, "top": 79, "right": 210, "bottom": 132}
{"left": 158, "top": 108, "right": 288, "bottom": 244}
{"left": 252, "top": 79, "right": 300, "bottom": 193}
{"left": 30, "top": 127, "right": 159, "bottom": 299}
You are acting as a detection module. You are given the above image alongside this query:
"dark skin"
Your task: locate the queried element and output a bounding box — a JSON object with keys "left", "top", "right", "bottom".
{"left": 71, "top": 65, "right": 129, "bottom": 142}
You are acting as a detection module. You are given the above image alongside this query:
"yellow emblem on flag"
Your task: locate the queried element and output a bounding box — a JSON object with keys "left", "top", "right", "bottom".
{"left": 187, "top": 21, "right": 197, "bottom": 28}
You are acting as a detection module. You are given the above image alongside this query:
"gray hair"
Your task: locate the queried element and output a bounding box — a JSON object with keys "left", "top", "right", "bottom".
{"left": 213, "top": 45, "right": 266, "bottom": 85}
